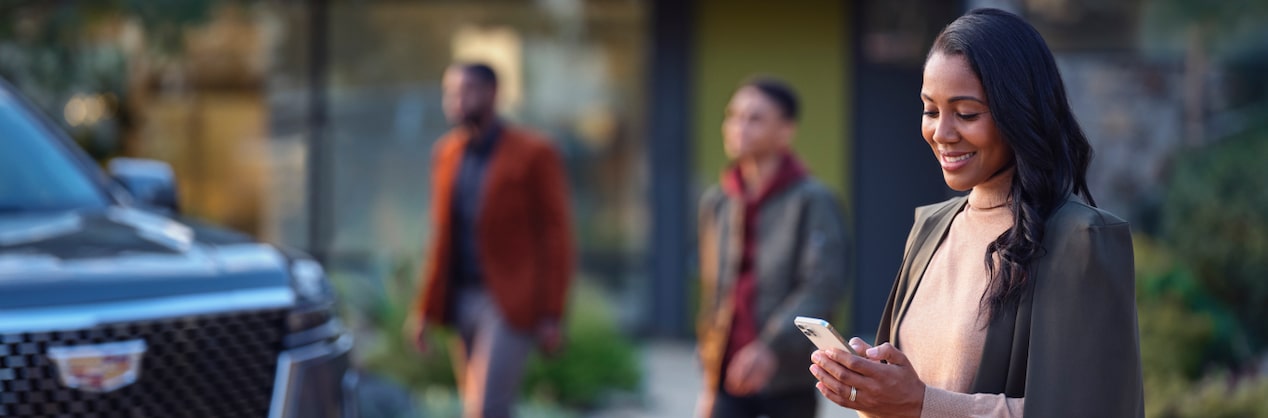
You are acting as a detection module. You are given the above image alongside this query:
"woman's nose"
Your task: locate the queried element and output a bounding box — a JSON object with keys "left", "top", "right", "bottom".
{"left": 931, "top": 117, "right": 958, "bottom": 144}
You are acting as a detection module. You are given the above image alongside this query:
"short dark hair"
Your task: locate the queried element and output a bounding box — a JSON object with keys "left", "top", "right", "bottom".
{"left": 740, "top": 76, "right": 799, "bottom": 121}
{"left": 452, "top": 62, "right": 498, "bottom": 89}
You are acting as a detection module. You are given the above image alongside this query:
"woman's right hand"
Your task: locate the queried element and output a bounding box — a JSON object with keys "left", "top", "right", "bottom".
{"left": 810, "top": 338, "right": 926, "bottom": 418}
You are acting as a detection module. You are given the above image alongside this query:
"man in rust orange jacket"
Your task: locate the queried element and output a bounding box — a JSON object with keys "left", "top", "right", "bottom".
{"left": 406, "top": 63, "right": 574, "bottom": 418}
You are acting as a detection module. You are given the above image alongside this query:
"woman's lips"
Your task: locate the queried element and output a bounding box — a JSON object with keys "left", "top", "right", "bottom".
{"left": 940, "top": 151, "right": 977, "bottom": 171}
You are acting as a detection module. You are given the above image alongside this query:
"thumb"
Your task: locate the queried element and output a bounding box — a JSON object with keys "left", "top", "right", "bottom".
{"left": 848, "top": 337, "right": 874, "bottom": 355}
{"left": 865, "top": 343, "right": 910, "bottom": 366}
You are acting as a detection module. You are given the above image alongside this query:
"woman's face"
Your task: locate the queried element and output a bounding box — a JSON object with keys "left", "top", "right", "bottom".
{"left": 723, "top": 86, "right": 794, "bottom": 161}
{"left": 921, "top": 52, "right": 1012, "bottom": 191}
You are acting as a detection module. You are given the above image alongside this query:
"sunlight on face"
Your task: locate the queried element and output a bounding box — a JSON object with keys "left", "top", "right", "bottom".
{"left": 920, "top": 53, "right": 1012, "bottom": 191}
{"left": 723, "top": 86, "right": 794, "bottom": 162}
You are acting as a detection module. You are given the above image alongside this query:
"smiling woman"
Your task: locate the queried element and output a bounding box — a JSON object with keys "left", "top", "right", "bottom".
{"left": 919, "top": 53, "right": 1012, "bottom": 193}
{"left": 809, "top": 8, "right": 1143, "bottom": 418}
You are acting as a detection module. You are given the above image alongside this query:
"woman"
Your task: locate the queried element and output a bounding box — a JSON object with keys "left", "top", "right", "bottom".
{"left": 696, "top": 77, "right": 848, "bottom": 418}
{"left": 809, "top": 8, "right": 1143, "bottom": 418}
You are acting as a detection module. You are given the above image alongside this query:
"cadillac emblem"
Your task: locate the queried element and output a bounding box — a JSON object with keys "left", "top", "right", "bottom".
{"left": 46, "top": 340, "right": 147, "bottom": 393}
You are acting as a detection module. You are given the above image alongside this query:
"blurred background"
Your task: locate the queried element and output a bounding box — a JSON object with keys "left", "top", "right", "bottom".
{"left": 1, "top": 0, "right": 1266, "bottom": 416}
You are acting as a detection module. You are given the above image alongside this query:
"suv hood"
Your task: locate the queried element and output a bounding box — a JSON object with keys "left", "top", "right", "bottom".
{"left": 0, "top": 207, "right": 293, "bottom": 310}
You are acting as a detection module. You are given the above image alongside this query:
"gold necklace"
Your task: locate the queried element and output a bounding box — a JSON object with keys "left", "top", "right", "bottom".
{"left": 968, "top": 200, "right": 1011, "bottom": 210}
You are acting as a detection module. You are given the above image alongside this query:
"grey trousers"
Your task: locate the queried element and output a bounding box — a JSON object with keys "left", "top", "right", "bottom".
{"left": 451, "top": 288, "right": 534, "bottom": 418}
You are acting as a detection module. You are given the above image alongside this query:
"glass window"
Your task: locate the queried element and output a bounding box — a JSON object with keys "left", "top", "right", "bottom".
{"left": 0, "top": 89, "right": 110, "bottom": 212}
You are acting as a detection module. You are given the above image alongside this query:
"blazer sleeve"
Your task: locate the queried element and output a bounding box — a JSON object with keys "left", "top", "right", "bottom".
{"left": 1024, "top": 219, "right": 1144, "bottom": 417}
{"left": 759, "top": 189, "right": 850, "bottom": 355}
{"left": 696, "top": 187, "right": 726, "bottom": 320}
{"left": 415, "top": 135, "right": 455, "bottom": 317}
{"left": 530, "top": 143, "right": 575, "bottom": 321}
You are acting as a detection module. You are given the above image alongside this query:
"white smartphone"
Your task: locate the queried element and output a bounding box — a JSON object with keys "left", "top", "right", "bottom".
{"left": 794, "top": 316, "right": 860, "bottom": 356}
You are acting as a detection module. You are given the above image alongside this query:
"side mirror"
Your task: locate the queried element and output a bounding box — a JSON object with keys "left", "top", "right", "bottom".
{"left": 108, "top": 158, "right": 181, "bottom": 215}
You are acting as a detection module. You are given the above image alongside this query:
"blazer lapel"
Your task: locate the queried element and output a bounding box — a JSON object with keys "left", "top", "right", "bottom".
{"left": 970, "top": 275, "right": 1028, "bottom": 396}
{"left": 892, "top": 196, "right": 966, "bottom": 347}
{"left": 433, "top": 132, "right": 469, "bottom": 228}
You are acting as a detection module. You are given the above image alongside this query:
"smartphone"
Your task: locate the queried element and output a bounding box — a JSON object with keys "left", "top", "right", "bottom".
{"left": 794, "top": 316, "right": 860, "bottom": 356}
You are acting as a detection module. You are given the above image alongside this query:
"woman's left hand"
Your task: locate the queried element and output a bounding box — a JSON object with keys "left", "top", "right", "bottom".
{"left": 809, "top": 342, "right": 926, "bottom": 418}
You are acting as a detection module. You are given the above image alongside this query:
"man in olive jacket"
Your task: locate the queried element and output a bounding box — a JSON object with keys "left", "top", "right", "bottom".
{"left": 696, "top": 77, "right": 849, "bottom": 418}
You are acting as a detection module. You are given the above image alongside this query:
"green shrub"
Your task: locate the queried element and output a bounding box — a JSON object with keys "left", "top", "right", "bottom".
{"left": 522, "top": 284, "right": 643, "bottom": 408}
{"left": 334, "top": 258, "right": 642, "bottom": 412}
{"left": 1161, "top": 126, "right": 1268, "bottom": 351}
{"left": 1138, "top": 295, "right": 1215, "bottom": 383}
{"left": 1135, "top": 236, "right": 1249, "bottom": 375}
{"left": 333, "top": 260, "right": 457, "bottom": 393}
{"left": 1149, "top": 372, "right": 1268, "bottom": 418}
{"left": 1132, "top": 235, "right": 1268, "bottom": 417}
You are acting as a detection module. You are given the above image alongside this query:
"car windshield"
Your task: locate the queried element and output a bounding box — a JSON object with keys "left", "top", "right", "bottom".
{"left": 0, "top": 88, "right": 110, "bottom": 213}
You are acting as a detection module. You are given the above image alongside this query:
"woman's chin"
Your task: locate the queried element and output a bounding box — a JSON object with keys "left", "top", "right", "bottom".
{"left": 942, "top": 173, "right": 976, "bottom": 192}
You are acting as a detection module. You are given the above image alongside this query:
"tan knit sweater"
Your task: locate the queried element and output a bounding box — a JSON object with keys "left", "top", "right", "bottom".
{"left": 894, "top": 172, "right": 1025, "bottom": 417}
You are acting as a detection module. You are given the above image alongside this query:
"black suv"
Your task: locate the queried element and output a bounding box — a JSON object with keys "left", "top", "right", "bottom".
{"left": 0, "top": 81, "right": 356, "bottom": 417}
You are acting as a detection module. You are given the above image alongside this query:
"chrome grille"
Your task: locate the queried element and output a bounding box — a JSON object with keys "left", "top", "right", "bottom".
{"left": 0, "top": 309, "right": 286, "bottom": 417}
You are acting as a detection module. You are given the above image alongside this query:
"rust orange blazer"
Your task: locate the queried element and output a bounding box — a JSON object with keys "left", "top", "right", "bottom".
{"left": 415, "top": 126, "right": 574, "bottom": 332}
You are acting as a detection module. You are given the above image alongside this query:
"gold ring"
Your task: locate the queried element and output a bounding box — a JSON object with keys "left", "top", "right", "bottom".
{"left": 850, "top": 386, "right": 857, "bottom": 402}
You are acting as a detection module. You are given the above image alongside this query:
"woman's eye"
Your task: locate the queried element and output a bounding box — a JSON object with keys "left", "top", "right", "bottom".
{"left": 922, "top": 111, "right": 939, "bottom": 118}
{"left": 957, "top": 113, "right": 982, "bottom": 120}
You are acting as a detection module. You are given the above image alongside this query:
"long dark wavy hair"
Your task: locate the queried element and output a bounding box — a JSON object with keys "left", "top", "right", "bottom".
{"left": 930, "top": 8, "right": 1097, "bottom": 321}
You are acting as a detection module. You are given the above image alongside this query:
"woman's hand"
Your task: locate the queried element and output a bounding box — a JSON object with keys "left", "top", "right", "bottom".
{"left": 809, "top": 339, "right": 926, "bottom": 418}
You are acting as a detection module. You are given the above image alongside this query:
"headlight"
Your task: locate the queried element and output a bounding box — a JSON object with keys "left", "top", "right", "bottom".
{"left": 287, "top": 303, "right": 335, "bottom": 333}
{"left": 284, "top": 258, "right": 342, "bottom": 347}
{"left": 290, "top": 259, "right": 331, "bottom": 301}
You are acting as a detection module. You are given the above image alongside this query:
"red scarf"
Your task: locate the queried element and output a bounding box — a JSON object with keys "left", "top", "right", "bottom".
{"left": 719, "top": 152, "right": 807, "bottom": 370}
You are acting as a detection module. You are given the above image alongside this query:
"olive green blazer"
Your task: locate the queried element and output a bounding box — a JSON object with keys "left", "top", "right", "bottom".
{"left": 876, "top": 196, "right": 1144, "bottom": 417}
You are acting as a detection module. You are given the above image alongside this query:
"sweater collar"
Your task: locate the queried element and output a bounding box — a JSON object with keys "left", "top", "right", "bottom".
{"left": 721, "top": 152, "right": 808, "bottom": 204}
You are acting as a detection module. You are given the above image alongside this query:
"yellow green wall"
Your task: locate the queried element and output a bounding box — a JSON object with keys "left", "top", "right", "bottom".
{"left": 693, "top": 0, "right": 853, "bottom": 206}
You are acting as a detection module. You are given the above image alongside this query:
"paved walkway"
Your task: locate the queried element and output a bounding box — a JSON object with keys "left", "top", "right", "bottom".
{"left": 592, "top": 341, "right": 859, "bottom": 418}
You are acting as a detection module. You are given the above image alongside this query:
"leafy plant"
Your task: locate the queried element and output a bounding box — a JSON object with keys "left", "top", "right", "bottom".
{"left": 1147, "top": 371, "right": 1268, "bottom": 418}
{"left": 522, "top": 284, "right": 643, "bottom": 409}
{"left": 1160, "top": 125, "right": 1268, "bottom": 352}
{"left": 334, "top": 257, "right": 642, "bottom": 413}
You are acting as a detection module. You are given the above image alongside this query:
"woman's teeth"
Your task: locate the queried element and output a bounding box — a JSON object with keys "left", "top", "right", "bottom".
{"left": 946, "top": 152, "right": 975, "bottom": 163}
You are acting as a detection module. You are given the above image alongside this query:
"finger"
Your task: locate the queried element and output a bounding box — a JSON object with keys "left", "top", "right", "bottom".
{"left": 825, "top": 348, "right": 886, "bottom": 377}
{"left": 809, "top": 363, "right": 863, "bottom": 397}
{"left": 865, "top": 343, "right": 911, "bottom": 367}
{"left": 809, "top": 364, "right": 843, "bottom": 395}
{"left": 817, "top": 382, "right": 851, "bottom": 408}
{"left": 848, "top": 337, "right": 874, "bottom": 354}
{"left": 812, "top": 350, "right": 865, "bottom": 383}
{"left": 811, "top": 351, "right": 844, "bottom": 380}
{"left": 815, "top": 379, "right": 841, "bottom": 398}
